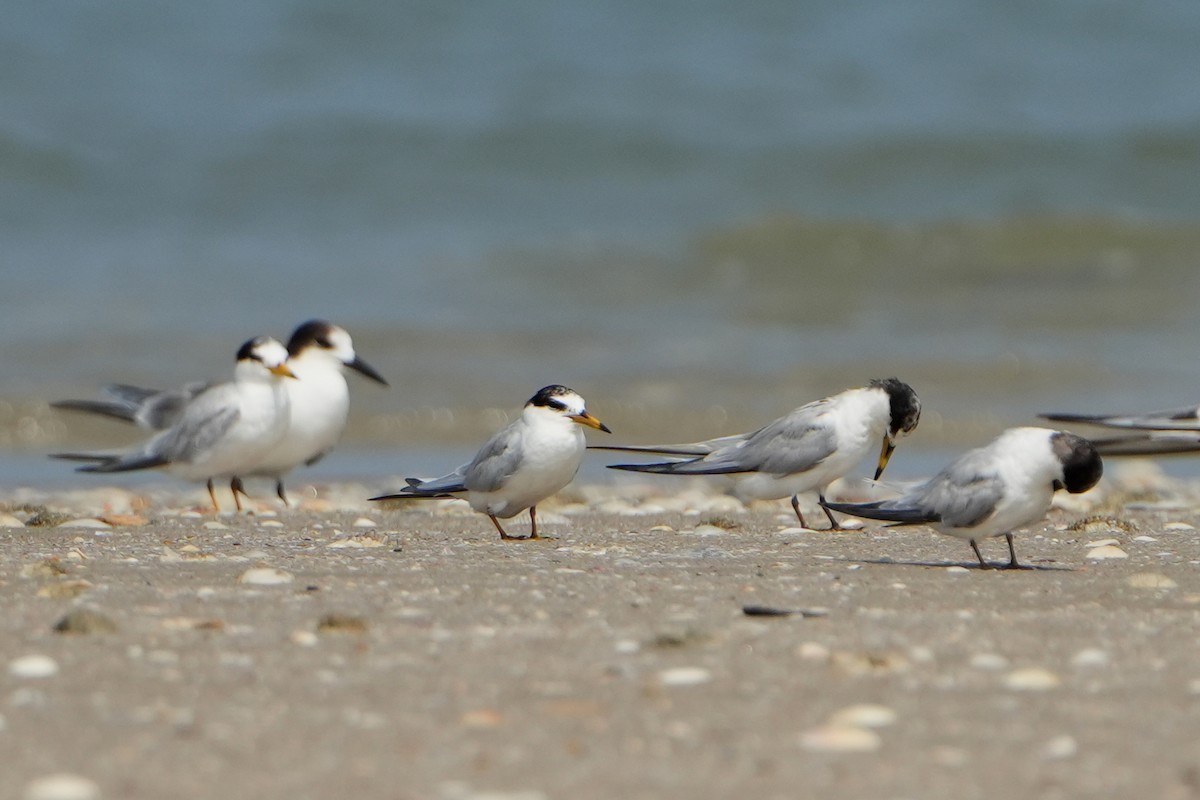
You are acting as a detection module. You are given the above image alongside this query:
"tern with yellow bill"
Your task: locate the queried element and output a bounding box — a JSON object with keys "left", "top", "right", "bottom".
{"left": 53, "top": 337, "right": 297, "bottom": 512}
{"left": 371, "top": 385, "right": 611, "bottom": 540}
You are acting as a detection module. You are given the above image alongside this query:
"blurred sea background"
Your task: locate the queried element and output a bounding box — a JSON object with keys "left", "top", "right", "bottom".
{"left": 4, "top": 0, "right": 1200, "bottom": 489}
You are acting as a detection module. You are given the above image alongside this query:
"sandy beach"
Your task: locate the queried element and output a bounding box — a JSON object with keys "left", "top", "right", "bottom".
{"left": 1, "top": 473, "right": 1199, "bottom": 800}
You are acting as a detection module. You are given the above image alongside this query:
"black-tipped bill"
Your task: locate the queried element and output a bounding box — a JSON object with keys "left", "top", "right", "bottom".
{"left": 349, "top": 356, "right": 389, "bottom": 386}
{"left": 874, "top": 436, "right": 896, "bottom": 481}
{"left": 571, "top": 412, "right": 611, "bottom": 434}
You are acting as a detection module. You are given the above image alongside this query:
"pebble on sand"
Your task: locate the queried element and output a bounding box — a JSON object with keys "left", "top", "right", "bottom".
{"left": 657, "top": 667, "right": 712, "bottom": 687}
{"left": 53, "top": 609, "right": 118, "bottom": 635}
{"left": 291, "top": 630, "right": 319, "bottom": 647}
{"left": 828, "top": 704, "right": 897, "bottom": 729}
{"left": 1085, "top": 538, "right": 1120, "bottom": 548}
{"left": 1070, "top": 648, "right": 1109, "bottom": 668}
{"left": 9, "top": 654, "right": 59, "bottom": 679}
{"left": 799, "top": 725, "right": 882, "bottom": 753}
{"left": 57, "top": 518, "right": 110, "bottom": 529}
{"left": 1085, "top": 545, "right": 1128, "bottom": 560}
{"left": 1042, "top": 734, "right": 1078, "bottom": 760}
{"left": 237, "top": 567, "right": 295, "bottom": 586}
{"left": 796, "top": 642, "right": 831, "bottom": 661}
{"left": 969, "top": 653, "right": 1010, "bottom": 671}
{"left": 22, "top": 774, "right": 100, "bottom": 800}
{"left": 1126, "top": 572, "right": 1178, "bottom": 589}
{"left": 1003, "top": 667, "right": 1061, "bottom": 691}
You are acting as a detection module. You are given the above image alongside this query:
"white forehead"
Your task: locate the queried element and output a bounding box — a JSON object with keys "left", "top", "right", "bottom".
{"left": 550, "top": 390, "right": 588, "bottom": 414}
{"left": 325, "top": 326, "right": 353, "bottom": 352}
{"left": 252, "top": 337, "right": 289, "bottom": 368}
{"left": 297, "top": 325, "right": 355, "bottom": 361}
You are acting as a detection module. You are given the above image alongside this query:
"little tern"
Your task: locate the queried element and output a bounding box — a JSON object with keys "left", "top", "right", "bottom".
{"left": 53, "top": 337, "right": 296, "bottom": 512}
{"left": 370, "top": 385, "right": 610, "bottom": 540}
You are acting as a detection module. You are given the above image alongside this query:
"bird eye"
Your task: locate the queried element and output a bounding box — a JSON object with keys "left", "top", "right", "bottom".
{"left": 546, "top": 399, "right": 568, "bottom": 411}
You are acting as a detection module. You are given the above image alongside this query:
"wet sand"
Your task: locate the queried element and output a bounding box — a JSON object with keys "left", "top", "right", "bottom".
{"left": 1, "top": 477, "right": 1199, "bottom": 800}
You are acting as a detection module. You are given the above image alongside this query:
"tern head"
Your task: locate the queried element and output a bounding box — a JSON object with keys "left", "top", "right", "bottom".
{"left": 286, "top": 319, "right": 389, "bottom": 386}
{"left": 526, "top": 385, "right": 611, "bottom": 433}
{"left": 870, "top": 378, "right": 922, "bottom": 480}
{"left": 235, "top": 336, "right": 296, "bottom": 379}
{"left": 1049, "top": 431, "right": 1103, "bottom": 493}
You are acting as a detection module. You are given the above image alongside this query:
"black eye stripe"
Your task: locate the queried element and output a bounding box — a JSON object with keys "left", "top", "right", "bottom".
{"left": 546, "top": 399, "right": 568, "bottom": 411}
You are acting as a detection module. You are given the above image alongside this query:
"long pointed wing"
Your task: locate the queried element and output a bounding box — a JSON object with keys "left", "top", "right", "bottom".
{"left": 588, "top": 432, "right": 747, "bottom": 457}
{"left": 1090, "top": 433, "right": 1200, "bottom": 456}
{"left": 1041, "top": 403, "right": 1200, "bottom": 431}
{"left": 820, "top": 500, "right": 941, "bottom": 525}
{"left": 825, "top": 447, "right": 1005, "bottom": 530}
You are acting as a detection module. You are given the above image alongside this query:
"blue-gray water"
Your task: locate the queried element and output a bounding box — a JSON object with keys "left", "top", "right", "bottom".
{"left": 5, "top": 1, "right": 1200, "bottom": 483}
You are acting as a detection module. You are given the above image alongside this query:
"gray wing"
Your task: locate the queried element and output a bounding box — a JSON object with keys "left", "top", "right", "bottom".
{"left": 1090, "top": 432, "right": 1200, "bottom": 456}
{"left": 463, "top": 424, "right": 524, "bottom": 493}
{"left": 589, "top": 432, "right": 748, "bottom": 457}
{"left": 1041, "top": 403, "right": 1200, "bottom": 432}
{"left": 54, "top": 382, "right": 211, "bottom": 430}
{"left": 129, "top": 382, "right": 210, "bottom": 429}
{"left": 904, "top": 449, "right": 1005, "bottom": 528}
{"left": 699, "top": 402, "right": 838, "bottom": 476}
{"left": 153, "top": 387, "right": 241, "bottom": 463}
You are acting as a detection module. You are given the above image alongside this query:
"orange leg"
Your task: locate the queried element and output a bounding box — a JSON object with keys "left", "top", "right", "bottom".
{"left": 789, "top": 495, "right": 807, "bottom": 528}
{"left": 490, "top": 515, "right": 518, "bottom": 540}
{"left": 230, "top": 477, "right": 247, "bottom": 511}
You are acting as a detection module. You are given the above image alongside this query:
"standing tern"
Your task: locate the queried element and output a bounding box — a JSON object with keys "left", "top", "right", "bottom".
{"left": 52, "top": 337, "right": 296, "bottom": 512}
{"left": 821, "top": 427, "right": 1103, "bottom": 569}
{"left": 53, "top": 320, "right": 388, "bottom": 505}
{"left": 370, "top": 385, "right": 610, "bottom": 540}
{"left": 594, "top": 378, "right": 921, "bottom": 529}
{"left": 238, "top": 320, "right": 388, "bottom": 504}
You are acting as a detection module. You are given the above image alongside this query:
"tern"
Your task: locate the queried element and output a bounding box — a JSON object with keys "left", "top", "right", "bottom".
{"left": 595, "top": 378, "right": 921, "bottom": 529}
{"left": 53, "top": 320, "right": 387, "bottom": 505}
{"left": 238, "top": 320, "right": 388, "bottom": 504}
{"left": 52, "top": 337, "right": 296, "bottom": 511}
{"left": 821, "top": 427, "right": 1103, "bottom": 569}
{"left": 370, "top": 385, "right": 610, "bottom": 540}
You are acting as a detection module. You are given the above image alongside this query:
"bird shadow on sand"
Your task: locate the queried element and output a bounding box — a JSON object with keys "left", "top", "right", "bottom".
{"left": 835, "top": 556, "right": 1076, "bottom": 572}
